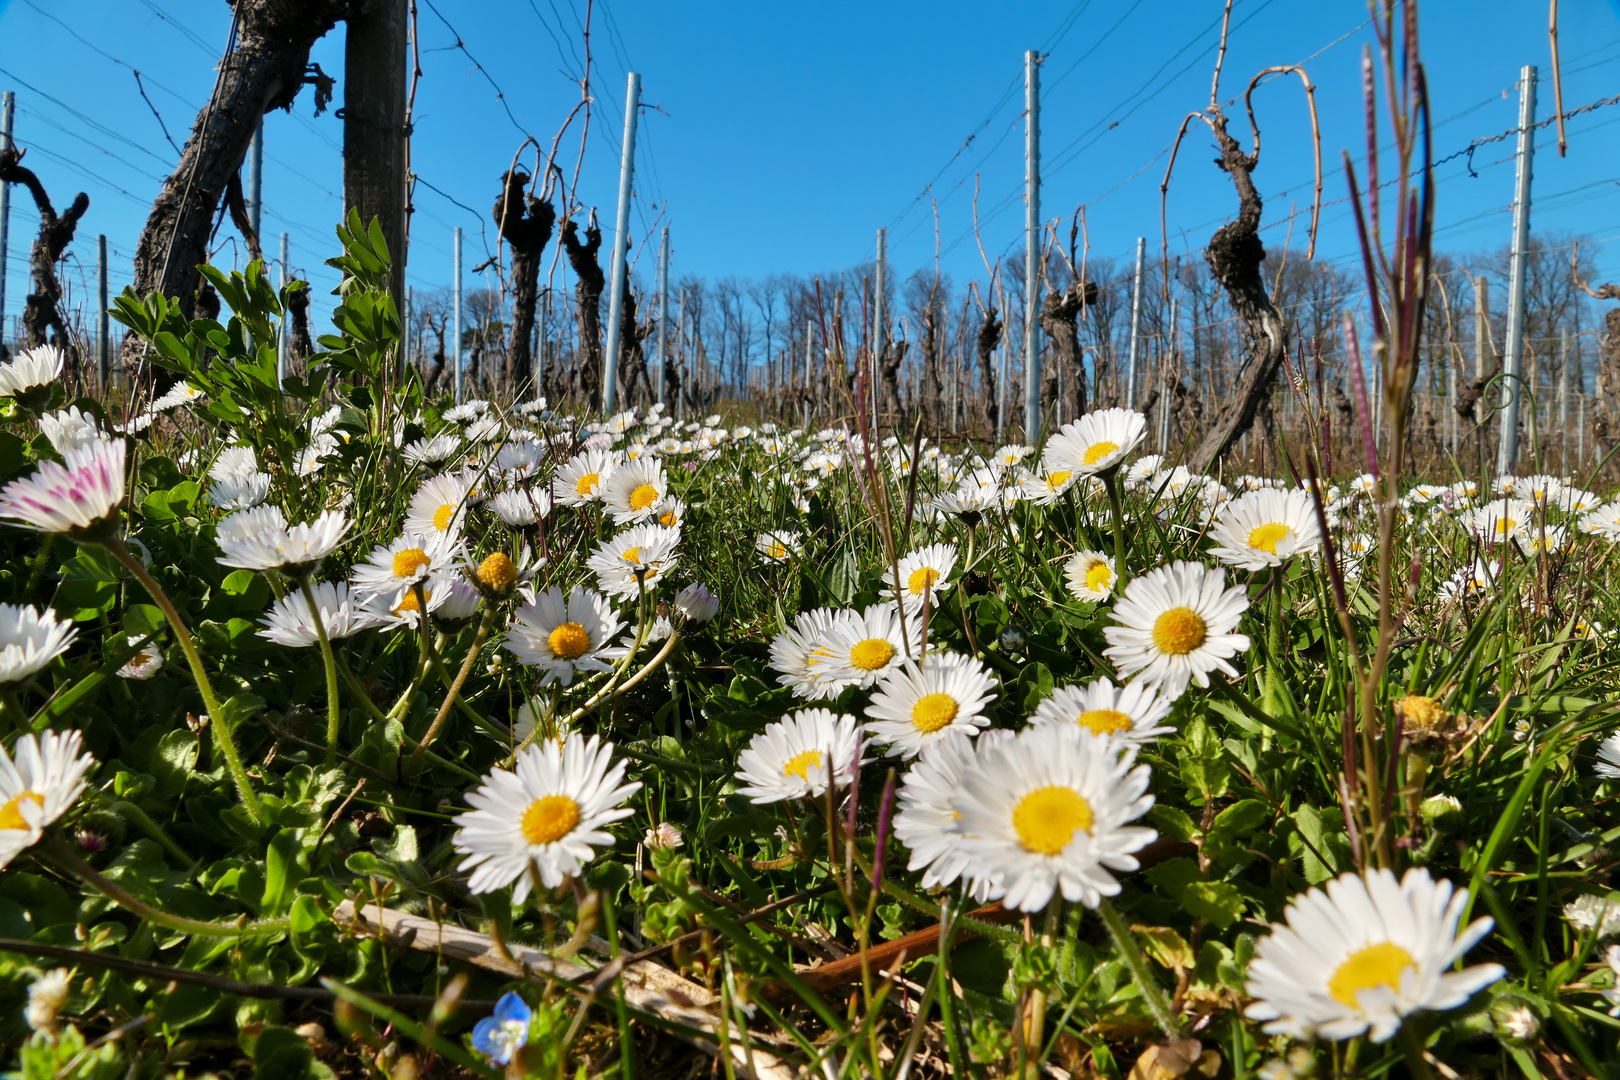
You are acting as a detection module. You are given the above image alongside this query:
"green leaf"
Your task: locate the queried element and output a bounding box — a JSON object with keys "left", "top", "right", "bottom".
{"left": 252, "top": 1025, "right": 322, "bottom": 1080}
{"left": 1291, "top": 803, "right": 1347, "bottom": 885}
{"left": 1203, "top": 799, "right": 1270, "bottom": 857}
{"left": 149, "top": 729, "right": 198, "bottom": 800}
{"left": 1177, "top": 716, "right": 1231, "bottom": 802}
{"left": 261, "top": 829, "right": 301, "bottom": 915}
{"left": 1183, "top": 881, "right": 1246, "bottom": 929}
{"left": 1145, "top": 805, "right": 1199, "bottom": 843}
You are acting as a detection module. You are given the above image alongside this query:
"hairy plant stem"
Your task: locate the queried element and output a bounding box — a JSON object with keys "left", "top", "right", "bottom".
{"left": 331, "top": 654, "right": 481, "bottom": 782}
{"left": 512, "top": 631, "right": 683, "bottom": 758}
{"left": 104, "top": 537, "right": 262, "bottom": 824}
{"left": 109, "top": 800, "right": 193, "bottom": 867}
{"left": 406, "top": 605, "right": 498, "bottom": 771}
{"left": 41, "top": 833, "right": 286, "bottom": 938}
{"left": 294, "top": 576, "right": 343, "bottom": 766}
{"left": 1096, "top": 897, "right": 1183, "bottom": 1040}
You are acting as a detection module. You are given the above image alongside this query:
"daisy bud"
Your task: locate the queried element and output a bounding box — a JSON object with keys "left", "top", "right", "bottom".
{"left": 674, "top": 582, "right": 719, "bottom": 623}
{"left": 474, "top": 553, "right": 519, "bottom": 598}
{"left": 23, "top": 968, "right": 71, "bottom": 1032}
{"left": 1419, "top": 794, "right": 1464, "bottom": 833}
{"left": 1492, "top": 1000, "right": 1540, "bottom": 1044}
{"left": 643, "top": 822, "right": 683, "bottom": 850}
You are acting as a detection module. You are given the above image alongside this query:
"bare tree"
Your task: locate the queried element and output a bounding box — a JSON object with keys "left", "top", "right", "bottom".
{"left": 560, "top": 214, "right": 605, "bottom": 408}
{"left": 493, "top": 170, "right": 556, "bottom": 399}
{"left": 0, "top": 148, "right": 88, "bottom": 360}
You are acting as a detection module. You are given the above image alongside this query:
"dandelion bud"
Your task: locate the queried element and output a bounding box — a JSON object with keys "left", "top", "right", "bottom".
{"left": 674, "top": 582, "right": 719, "bottom": 623}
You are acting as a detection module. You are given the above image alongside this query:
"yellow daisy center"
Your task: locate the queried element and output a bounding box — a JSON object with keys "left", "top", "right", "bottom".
{"left": 521, "top": 794, "right": 580, "bottom": 845}
{"left": 548, "top": 622, "right": 592, "bottom": 660}
{"left": 767, "top": 543, "right": 787, "bottom": 559}
{"left": 1396, "top": 693, "right": 1448, "bottom": 733}
{"left": 1082, "top": 441, "right": 1120, "bottom": 466}
{"left": 1077, "top": 708, "right": 1133, "bottom": 736}
{"left": 576, "top": 471, "right": 600, "bottom": 497}
{"left": 1012, "top": 785, "right": 1093, "bottom": 855}
{"left": 660, "top": 510, "right": 678, "bottom": 527}
{"left": 1494, "top": 516, "right": 1515, "bottom": 535}
{"left": 394, "top": 588, "right": 430, "bottom": 614}
{"left": 782, "top": 748, "right": 823, "bottom": 782}
{"left": 630, "top": 483, "right": 660, "bottom": 511}
{"left": 1248, "top": 521, "right": 1293, "bottom": 555}
{"left": 476, "top": 553, "right": 517, "bottom": 591}
{"left": 1085, "top": 561, "right": 1112, "bottom": 593}
{"left": 850, "top": 638, "right": 895, "bottom": 671}
{"left": 911, "top": 693, "right": 959, "bottom": 733}
{"left": 621, "top": 546, "right": 642, "bottom": 564}
{"left": 907, "top": 567, "right": 941, "bottom": 596}
{"left": 1328, "top": 941, "right": 1415, "bottom": 1009}
{"left": 1046, "top": 469, "right": 1073, "bottom": 489}
{"left": 0, "top": 791, "right": 43, "bottom": 832}
{"left": 392, "top": 547, "right": 431, "bottom": 579}
{"left": 432, "top": 503, "right": 456, "bottom": 532}
{"left": 1152, "top": 607, "right": 1207, "bottom": 656}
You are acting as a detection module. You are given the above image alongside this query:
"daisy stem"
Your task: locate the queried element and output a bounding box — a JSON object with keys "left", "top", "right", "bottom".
{"left": 406, "top": 606, "right": 496, "bottom": 772}
{"left": 40, "top": 833, "right": 287, "bottom": 937}
{"left": 1095, "top": 897, "right": 1182, "bottom": 1040}
{"left": 1395, "top": 1025, "right": 1436, "bottom": 1080}
{"left": 104, "top": 538, "right": 262, "bottom": 825}
{"left": 0, "top": 689, "right": 28, "bottom": 734}
{"left": 513, "top": 633, "right": 683, "bottom": 758}
{"left": 1103, "top": 471, "right": 1128, "bottom": 588}
{"left": 295, "top": 577, "right": 343, "bottom": 767}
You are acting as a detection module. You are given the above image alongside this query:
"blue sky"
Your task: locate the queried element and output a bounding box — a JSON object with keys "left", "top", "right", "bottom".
{"left": 3, "top": 0, "right": 1620, "bottom": 337}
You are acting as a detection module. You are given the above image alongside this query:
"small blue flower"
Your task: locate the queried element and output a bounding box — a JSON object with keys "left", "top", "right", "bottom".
{"left": 471, "top": 992, "right": 531, "bottom": 1065}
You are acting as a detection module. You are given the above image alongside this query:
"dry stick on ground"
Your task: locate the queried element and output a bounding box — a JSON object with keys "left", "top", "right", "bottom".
{"left": 0, "top": 147, "right": 88, "bottom": 355}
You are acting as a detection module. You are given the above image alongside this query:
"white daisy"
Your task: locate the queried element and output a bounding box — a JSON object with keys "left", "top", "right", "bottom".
{"left": 504, "top": 586, "right": 625, "bottom": 687}
{"left": 349, "top": 531, "right": 460, "bottom": 606}
{"left": 600, "top": 457, "right": 668, "bottom": 525}
{"left": 552, "top": 448, "right": 618, "bottom": 508}
{"left": 1064, "top": 550, "right": 1117, "bottom": 602}
{"left": 206, "top": 471, "right": 272, "bottom": 511}
{"left": 1029, "top": 677, "right": 1174, "bottom": 743}
{"left": 733, "top": 708, "right": 863, "bottom": 804}
{"left": 812, "top": 603, "right": 923, "bottom": 693}
{"left": 1042, "top": 407, "right": 1147, "bottom": 478}
{"left": 1102, "top": 560, "right": 1251, "bottom": 697}
{"left": 1595, "top": 731, "right": 1620, "bottom": 779}
{"left": 117, "top": 636, "right": 164, "bottom": 680}
{"left": 892, "top": 733, "right": 997, "bottom": 898}
{"left": 216, "top": 508, "right": 350, "bottom": 575}
{"left": 491, "top": 487, "right": 550, "bottom": 526}
{"left": 259, "top": 582, "right": 378, "bottom": 647}
{"left": 1207, "top": 488, "right": 1323, "bottom": 570}
{"left": 403, "top": 433, "right": 460, "bottom": 466}
{"left": 0, "top": 730, "right": 96, "bottom": 869}
{"left": 673, "top": 582, "right": 719, "bottom": 624}
{"left": 0, "top": 437, "right": 125, "bottom": 539}
{"left": 585, "top": 523, "right": 681, "bottom": 600}
{"left": 884, "top": 543, "right": 958, "bottom": 613}
{"left": 407, "top": 473, "right": 473, "bottom": 540}
{"left": 37, "top": 407, "right": 103, "bottom": 456}
{"left": 209, "top": 446, "right": 259, "bottom": 481}
{"left": 949, "top": 723, "right": 1157, "bottom": 911}
{"left": 0, "top": 345, "right": 64, "bottom": 400}
{"left": 756, "top": 530, "right": 803, "bottom": 564}
{"left": 1466, "top": 499, "right": 1537, "bottom": 544}
{"left": 453, "top": 733, "right": 640, "bottom": 902}
{"left": 1243, "top": 867, "right": 1505, "bottom": 1042}
{"left": 1563, "top": 892, "right": 1620, "bottom": 937}
{"left": 648, "top": 496, "right": 684, "bottom": 530}
{"left": 767, "top": 607, "right": 846, "bottom": 699}
{"left": 0, "top": 604, "right": 76, "bottom": 684}
{"left": 864, "top": 652, "right": 995, "bottom": 758}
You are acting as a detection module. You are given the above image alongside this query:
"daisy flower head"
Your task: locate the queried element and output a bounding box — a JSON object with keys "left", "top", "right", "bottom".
{"left": 1043, "top": 407, "right": 1148, "bottom": 478}
{"left": 443, "top": 399, "right": 490, "bottom": 425}
{"left": 734, "top": 708, "right": 863, "bottom": 803}
{"left": 350, "top": 531, "right": 459, "bottom": 606}
{"left": 948, "top": 723, "right": 1157, "bottom": 911}
{"left": 38, "top": 406, "right": 103, "bottom": 456}
{"left": 864, "top": 652, "right": 996, "bottom": 758}
{"left": 259, "top": 582, "right": 378, "bottom": 647}
{"left": 673, "top": 581, "right": 720, "bottom": 624}
{"left": 1206, "top": 487, "right": 1323, "bottom": 570}
{"left": 884, "top": 542, "right": 958, "bottom": 613}
{"left": 1030, "top": 677, "right": 1174, "bottom": 744}
{"left": 0, "top": 603, "right": 75, "bottom": 685}
{"left": 491, "top": 486, "right": 550, "bottom": 527}
{"left": 813, "top": 602, "right": 922, "bottom": 693}
{"left": 600, "top": 457, "right": 668, "bottom": 525}
{"left": 1102, "top": 560, "right": 1251, "bottom": 697}
{"left": 217, "top": 507, "right": 350, "bottom": 576}
{"left": 207, "top": 471, "right": 271, "bottom": 511}
{"left": 892, "top": 733, "right": 996, "bottom": 898}
{"left": 463, "top": 547, "right": 541, "bottom": 603}
{"left": 1512, "top": 474, "right": 1564, "bottom": 507}
{"left": 991, "top": 444, "right": 1033, "bottom": 470}
{"left": 118, "top": 636, "right": 164, "bottom": 680}
{"left": 0, "top": 345, "right": 64, "bottom": 410}
{"left": 1595, "top": 731, "right": 1620, "bottom": 779}
{"left": 452, "top": 733, "right": 641, "bottom": 902}
{"left": 767, "top": 607, "right": 846, "bottom": 698}
{"left": 403, "top": 432, "right": 459, "bottom": 466}
{"left": 407, "top": 472, "right": 473, "bottom": 541}
{"left": 1563, "top": 893, "right": 1620, "bottom": 937}
{"left": 1018, "top": 465, "right": 1081, "bottom": 505}
{"left": 0, "top": 730, "right": 96, "bottom": 869}
{"left": 0, "top": 436, "right": 126, "bottom": 540}
{"left": 756, "top": 529, "right": 802, "bottom": 565}
{"left": 1466, "top": 499, "right": 1537, "bottom": 544}
{"left": 586, "top": 523, "right": 681, "bottom": 600}
{"left": 505, "top": 585, "right": 625, "bottom": 687}
{"left": 1243, "top": 867, "right": 1505, "bottom": 1043}
{"left": 552, "top": 448, "right": 618, "bottom": 508}
{"left": 649, "top": 496, "right": 684, "bottom": 529}
{"left": 1064, "top": 550, "right": 1117, "bottom": 603}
